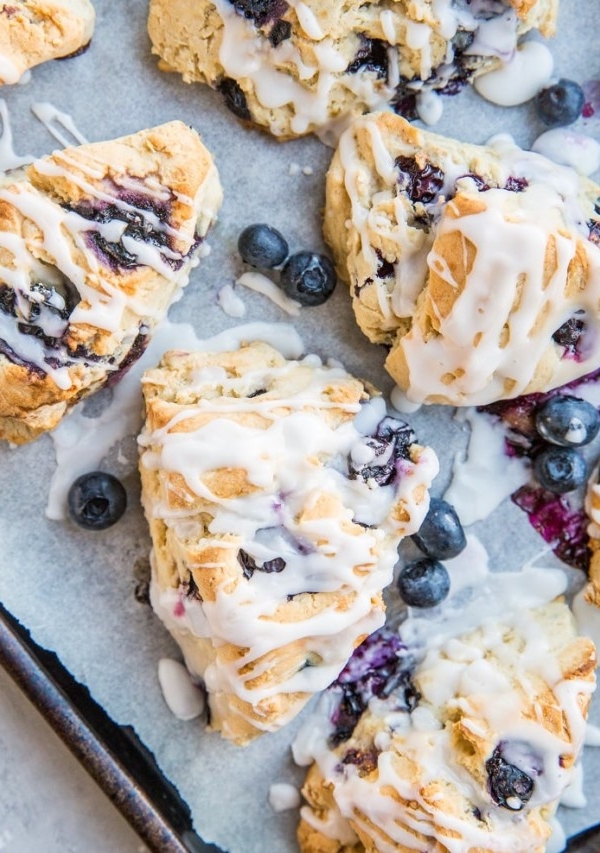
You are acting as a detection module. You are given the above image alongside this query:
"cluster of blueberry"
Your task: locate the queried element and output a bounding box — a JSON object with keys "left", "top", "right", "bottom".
{"left": 237, "top": 223, "right": 337, "bottom": 306}
{"left": 396, "top": 498, "right": 467, "bottom": 610}
{"left": 531, "top": 395, "right": 600, "bottom": 493}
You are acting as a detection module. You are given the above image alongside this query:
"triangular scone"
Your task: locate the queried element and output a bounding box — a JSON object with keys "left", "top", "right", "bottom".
{"left": 295, "top": 592, "right": 596, "bottom": 853}
{"left": 0, "top": 121, "right": 223, "bottom": 444}
{"left": 147, "top": 0, "right": 556, "bottom": 140}
{"left": 0, "top": 0, "right": 95, "bottom": 84}
{"left": 325, "top": 112, "right": 600, "bottom": 406}
{"left": 138, "top": 340, "right": 438, "bottom": 745}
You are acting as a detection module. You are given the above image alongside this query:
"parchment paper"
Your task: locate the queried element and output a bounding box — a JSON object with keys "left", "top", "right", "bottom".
{"left": 0, "top": 1, "right": 599, "bottom": 851}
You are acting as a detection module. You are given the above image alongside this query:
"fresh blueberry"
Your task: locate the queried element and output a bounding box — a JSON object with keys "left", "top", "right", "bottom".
{"left": 238, "top": 223, "right": 289, "bottom": 268}
{"left": 535, "top": 78, "right": 585, "bottom": 127}
{"left": 486, "top": 745, "right": 534, "bottom": 810}
{"left": 411, "top": 498, "right": 466, "bottom": 560}
{"left": 67, "top": 472, "right": 127, "bottom": 530}
{"left": 397, "top": 558, "right": 450, "bottom": 608}
{"left": 532, "top": 446, "right": 587, "bottom": 494}
{"left": 535, "top": 395, "right": 600, "bottom": 447}
{"left": 279, "top": 251, "right": 336, "bottom": 306}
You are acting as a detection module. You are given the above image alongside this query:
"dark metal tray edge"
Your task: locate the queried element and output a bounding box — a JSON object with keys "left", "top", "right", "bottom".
{"left": 0, "top": 600, "right": 221, "bottom": 853}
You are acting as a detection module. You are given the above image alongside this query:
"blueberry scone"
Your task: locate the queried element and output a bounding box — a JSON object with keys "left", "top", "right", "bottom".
{"left": 0, "top": 121, "right": 223, "bottom": 445}
{"left": 147, "top": 0, "right": 556, "bottom": 140}
{"left": 584, "top": 465, "right": 600, "bottom": 608}
{"left": 138, "top": 340, "right": 438, "bottom": 745}
{"left": 0, "top": 0, "right": 95, "bottom": 84}
{"left": 325, "top": 111, "right": 600, "bottom": 407}
{"left": 294, "top": 566, "right": 597, "bottom": 853}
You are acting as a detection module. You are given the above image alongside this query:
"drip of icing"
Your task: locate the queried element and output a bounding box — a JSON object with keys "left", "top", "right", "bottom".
{"left": 217, "top": 282, "right": 247, "bottom": 317}
{"left": 157, "top": 658, "right": 205, "bottom": 720}
{"left": 31, "top": 102, "right": 88, "bottom": 148}
{"left": 390, "top": 385, "right": 422, "bottom": 414}
{"left": 0, "top": 99, "right": 33, "bottom": 171}
{"left": 46, "top": 321, "right": 305, "bottom": 519}
{"left": 268, "top": 783, "right": 301, "bottom": 812}
{"left": 235, "top": 271, "right": 301, "bottom": 315}
{"left": 444, "top": 408, "right": 529, "bottom": 525}
{"left": 294, "top": 534, "right": 593, "bottom": 853}
{"left": 416, "top": 90, "right": 443, "bottom": 126}
{"left": 473, "top": 41, "right": 554, "bottom": 106}
{"left": 532, "top": 129, "right": 600, "bottom": 177}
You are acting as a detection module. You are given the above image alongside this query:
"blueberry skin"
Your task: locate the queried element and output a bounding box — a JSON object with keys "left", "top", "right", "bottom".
{"left": 397, "top": 558, "right": 450, "bottom": 608}
{"left": 411, "top": 497, "right": 466, "bottom": 560}
{"left": 67, "top": 472, "right": 127, "bottom": 530}
{"left": 535, "top": 395, "right": 600, "bottom": 447}
{"left": 280, "top": 251, "right": 337, "bottom": 306}
{"left": 535, "top": 79, "right": 585, "bottom": 128}
{"left": 486, "top": 747, "right": 534, "bottom": 811}
{"left": 237, "top": 223, "right": 288, "bottom": 268}
{"left": 532, "top": 446, "right": 587, "bottom": 494}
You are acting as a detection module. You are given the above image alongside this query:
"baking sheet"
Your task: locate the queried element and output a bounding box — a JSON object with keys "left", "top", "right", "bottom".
{"left": 0, "top": 1, "right": 599, "bottom": 851}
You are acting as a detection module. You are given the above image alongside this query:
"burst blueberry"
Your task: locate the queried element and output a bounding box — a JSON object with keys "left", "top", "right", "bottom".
{"left": 535, "top": 78, "right": 585, "bottom": 127}
{"left": 532, "top": 446, "right": 587, "bottom": 494}
{"left": 535, "top": 395, "right": 600, "bottom": 447}
{"left": 397, "top": 558, "right": 450, "bottom": 608}
{"left": 280, "top": 251, "right": 336, "bottom": 306}
{"left": 486, "top": 745, "right": 534, "bottom": 810}
{"left": 238, "top": 223, "right": 289, "bottom": 268}
{"left": 411, "top": 497, "right": 466, "bottom": 560}
{"left": 67, "top": 472, "right": 127, "bottom": 530}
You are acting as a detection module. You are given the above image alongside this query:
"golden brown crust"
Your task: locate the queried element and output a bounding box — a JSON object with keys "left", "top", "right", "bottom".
{"left": 147, "top": 0, "right": 557, "bottom": 140}
{"left": 325, "top": 112, "right": 600, "bottom": 406}
{"left": 140, "top": 341, "right": 437, "bottom": 744}
{"left": 0, "top": 121, "right": 222, "bottom": 444}
{"left": 0, "top": 0, "right": 95, "bottom": 83}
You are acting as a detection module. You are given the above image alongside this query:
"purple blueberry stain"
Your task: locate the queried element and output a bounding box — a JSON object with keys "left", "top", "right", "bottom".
{"left": 346, "top": 36, "right": 389, "bottom": 80}
{"left": 237, "top": 548, "right": 286, "bottom": 579}
{"left": 329, "top": 628, "right": 419, "bottom": 746}
{"left": 227, "top": 0, "right": 289, "bottom": 28}
{"left": 375, "top": 249, "right": 395, "bottom": 280}
{"left": 349, "top": 416, "right": 416, "bottom": 487}
{"left": 395, "top": 156, "right": 445, "bottom": 205}
{"left": 486, "top": 744, "right": 535, "bottom": 811}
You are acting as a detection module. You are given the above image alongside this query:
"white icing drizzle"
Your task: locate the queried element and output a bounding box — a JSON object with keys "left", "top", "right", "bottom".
{"left": 473, "top": 41, "right": 554, "bottom": 106}
{"left": 336, "top": 115, "right": 600, "bottom": 405}
{"left": 142, "top": 345, "right": 438, "bottom": 732}
{"left": 217, "top": 282, "right": 247, "bottom": 317}
{"left": 46, "top": 321, "right": 305, "bottom": 519}
{"left": 444, "top": 408, "right": 529, "bottom": 526}
{"left": 157, "top": 658, "right": 205, "bottom": 720}
{"left": 268, "top": 783, "right": 301, "bottom": 812}
{"left": 294, "top": 535, "right": 596, "bottom": 852}
{"left": 532, "top": 128, "right": 600, "bottom": 177}
{"left": 212, "top": 0, "right": 530, "bottom": 137}
{"left": 31, "top": 102, "right": 88, "bottom": 148}
{"left": 0, "top": 52, "right": 23, "bottom": 85}
{"left": 0, "top": 98, "right": 32, "bottom": 171}
{"left": 235, "top": 270, "right": 301, "bottom": 315}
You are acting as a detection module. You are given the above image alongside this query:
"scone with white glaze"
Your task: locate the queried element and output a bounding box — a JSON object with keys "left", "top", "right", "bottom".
{"left": 325, "top": 111, "right": 600, "bottom": 407}
{"left": 0, "top": 0, "right": 95, "bottom": 84}
{"left": 138, "top": 340, "right": 438, "bottom": 745}
{"left": 0, "top": 121, "right": 223, "bottom": 444}
{"left": 294, "top": 553, "right": 597, "bottom": 853}
{"left": 147, "top": 0, "right": 556, "bottom": 140}
{"left": 584, "top": 464, "right": 600, "bottom": 608}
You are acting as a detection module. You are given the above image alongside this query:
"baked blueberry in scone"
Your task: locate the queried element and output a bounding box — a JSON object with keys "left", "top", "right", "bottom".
{"left": 0, "top": 121, "right": 223, "bottom": 445}
{"left": 138, "top": 340, "right": 438, "bottom": 745}
{"left": 0, "top": 0, "right": 96, "bottom": 84}
{"left": 324, "top": 111, "right": 600, "bottom": 407}
{"left": 294, "top": 563, "right": 597, "bottom": 853}
{"left": 147, "top": 0, "right": 557, "bottom": 140}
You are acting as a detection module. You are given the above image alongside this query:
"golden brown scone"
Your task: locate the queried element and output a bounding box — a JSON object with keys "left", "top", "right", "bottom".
{"left": 294, "top": 583, "right": 597, "bottom": 853}
{"left": 0, "top": 121, "right": 223, "bottom": 445}
{"left": 0, "top": 0, "right": 95, "bottom": 83}
{"left": 325, "top": 112, "right": 600, "bottom": 407}
{"left": 147, "top": 0, "right": 556, "bottom": 140}
{"left": 584, "top": 464, "right": 600, "bottom": 607}
{"left": 138, "top": 340, "right": 439, "bottom": 744}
